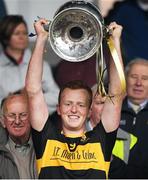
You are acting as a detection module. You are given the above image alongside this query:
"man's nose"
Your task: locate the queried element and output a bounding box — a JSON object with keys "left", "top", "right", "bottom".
{"left": 135, "top": 78, "right": 142, "bottom": 86}
{"left": 71, "top": 105, "right": 77, "bottom": 113}
{"left": 14, "top": 116, "right": 21, "bottom": 124}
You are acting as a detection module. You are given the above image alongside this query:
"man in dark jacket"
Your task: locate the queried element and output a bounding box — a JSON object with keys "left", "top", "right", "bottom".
{"left": 119, "top": 58, "right": 148, "bottom": 178}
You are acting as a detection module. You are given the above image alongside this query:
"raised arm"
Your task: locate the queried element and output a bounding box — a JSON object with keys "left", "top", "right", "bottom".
{"left": 25, "top": 19, "right": 49, "bottom": 131}
{"left": 42, "top": 60, "right": 59, "bottom": 113}
{"left": 101, "top": 22, "right": 125, "bottom": 132}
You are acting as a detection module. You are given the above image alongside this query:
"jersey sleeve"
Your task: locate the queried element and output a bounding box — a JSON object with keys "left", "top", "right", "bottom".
{"left": 31, "top": 112, "right": 61, "bottom": 159}
{"left": 94, "top": 122, "right": 117, "bottom": 161}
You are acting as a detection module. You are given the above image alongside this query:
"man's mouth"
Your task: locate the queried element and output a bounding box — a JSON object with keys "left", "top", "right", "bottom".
{"left": 68, "top": 115, "right": 80, "bottom": 121}
{"left": 13, "top": 126, "right": 23, "bottom": 130}
{"left": 133, "top": 88, "right": 143, "bottom": 94}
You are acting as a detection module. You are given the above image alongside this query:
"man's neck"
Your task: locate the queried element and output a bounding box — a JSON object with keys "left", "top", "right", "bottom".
{"left": 62, "top": 127, "right": 86, "bottom": 138}
{"left": 10, "top": 134, "right": 30, "bottom": 145}
{"left": 128, "top": 97, "right": 146, "bottom": 105}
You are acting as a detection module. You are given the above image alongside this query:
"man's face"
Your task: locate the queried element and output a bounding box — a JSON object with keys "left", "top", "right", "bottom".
{"left": 3, "top": 95, "right": 30, "bottom": 141}
{"left": 57, "top": 88, "right": 90, "bottom": 134}
{"left": 90, "top": 94, "right": 106, "bottom": 127}
{"left": 126, "top": 63, "right": 148, "bottom": 104}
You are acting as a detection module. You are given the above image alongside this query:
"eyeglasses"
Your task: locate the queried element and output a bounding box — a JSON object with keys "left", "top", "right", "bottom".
{"left": 4, "top": 112, "right": 28, "bottom": 122}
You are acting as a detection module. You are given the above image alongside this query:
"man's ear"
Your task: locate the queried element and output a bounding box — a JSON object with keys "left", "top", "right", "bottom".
{"left": 0, "top": 115, "right": 6, "bottom": 128}
{"left": 88, "top": 103, "right": 93, "bottom": 118}
{"left": 87, "top": 108, "right": 92, "bottom": 119}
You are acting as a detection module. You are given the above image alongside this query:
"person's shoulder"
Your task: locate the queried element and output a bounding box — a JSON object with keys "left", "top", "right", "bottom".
{"left": 115, "top": 0, "right": 137, "bottom": 9}
{"left": 41, "top": 111, "right": 61, "bottom": 132}
{"left": 0, "top": 125, "right": 8, "bottom": 145}
{"left": 0, "top": 51, "right": 9, "bottom": 66}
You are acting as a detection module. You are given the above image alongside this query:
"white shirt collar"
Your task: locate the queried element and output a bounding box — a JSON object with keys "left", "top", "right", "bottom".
{"left": 128, "top": 99, "right": 147, "bottom": 110}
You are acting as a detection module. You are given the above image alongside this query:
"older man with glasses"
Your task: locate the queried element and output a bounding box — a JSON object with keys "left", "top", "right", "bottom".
{"left": 0, "top": 91, "right": 38, "bottom": 179}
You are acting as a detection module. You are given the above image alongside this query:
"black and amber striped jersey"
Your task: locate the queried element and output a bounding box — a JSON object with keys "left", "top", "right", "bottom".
{"left": 32, "top": 113, "right": 117, "bottom": 179}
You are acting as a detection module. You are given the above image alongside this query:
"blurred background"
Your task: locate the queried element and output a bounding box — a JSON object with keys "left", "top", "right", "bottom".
{"left": 2, "top": 0, "right": 123, "bottom": 67}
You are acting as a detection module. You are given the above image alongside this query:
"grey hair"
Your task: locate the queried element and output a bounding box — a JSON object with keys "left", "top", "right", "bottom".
{"left": 0, "top": 90, "right": 26, "bottom": 115}
{"left": 125, "top": 58, "right": 148, "bottom": 76}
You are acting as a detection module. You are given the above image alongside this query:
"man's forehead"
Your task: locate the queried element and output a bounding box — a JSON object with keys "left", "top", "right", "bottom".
{"left": 62, "top": 88, "right": 89, "bottom": 95}
{"left": 60, "top": 89, "right": 90, "bottom": 103}
{"left": 6, "top": 95, "right": 26, "bottom": 104}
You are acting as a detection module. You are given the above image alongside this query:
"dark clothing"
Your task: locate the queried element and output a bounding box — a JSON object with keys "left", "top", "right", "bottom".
{"left": 126, "top": 142, "right": 148, "bottom": 179}
{"left": 109, "top": 128, "right": 137, "bottom": 179}
{"left": 109, "top": 153, "right": 148, "bottom": 179}
{"left": 0, "top": 125, "right": 7, "bottom": 144}
{"left": 109, "top": 155, "right": 127, "bottom": 179}
{"left": 0, "top": 0, "right": 7, "bottom": 19}
{"left": 119, "top": 97, "right": 148, "bottom": 178}
{"left": 32, "top": 113, "right": 117, "bottom": 179}
{"left": 120, "top": 98, "right": 148, "bottom": 140}
{"left": 106, "top": 0, "right": 148, "bottom": 65}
